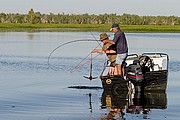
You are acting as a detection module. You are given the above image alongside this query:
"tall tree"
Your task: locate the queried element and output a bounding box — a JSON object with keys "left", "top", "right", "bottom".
{"left": 28, "top": 8, "right": 36, "bottom": 23}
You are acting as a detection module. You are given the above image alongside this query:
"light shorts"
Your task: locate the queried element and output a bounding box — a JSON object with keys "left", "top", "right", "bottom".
{"left": 115, "top": 53, "right": 128, "bottom": 65}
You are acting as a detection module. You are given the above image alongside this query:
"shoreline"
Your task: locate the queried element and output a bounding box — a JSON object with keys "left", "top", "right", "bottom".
{"left": 0, "top": 23, "right": 180, "bottom": 33}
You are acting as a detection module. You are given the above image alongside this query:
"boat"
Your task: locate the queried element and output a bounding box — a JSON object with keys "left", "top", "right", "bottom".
{"left": 100, "top": 53, "right": 169, "bottom": 92}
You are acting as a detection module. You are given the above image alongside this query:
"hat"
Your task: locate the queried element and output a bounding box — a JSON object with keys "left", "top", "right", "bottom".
{"left": 110, "top": 23, "right": 119, "bottom": 31}
{"left": 100, "top": 33, "right": 109, "bottom": 41}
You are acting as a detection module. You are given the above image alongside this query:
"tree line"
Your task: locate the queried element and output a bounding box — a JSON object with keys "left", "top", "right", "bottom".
{"left": 0, "top": 8, "right": 180, "bottom": 25}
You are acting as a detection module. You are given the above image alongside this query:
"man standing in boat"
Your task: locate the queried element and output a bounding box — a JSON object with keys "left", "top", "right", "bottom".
{"left": 104, "top": 23, "right": 128, "bottom": 76}
{"left": 92, "top": 33, "right": 117, "bottom": 75}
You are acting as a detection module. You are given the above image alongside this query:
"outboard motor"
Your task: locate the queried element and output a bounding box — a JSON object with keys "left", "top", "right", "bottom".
{"left": 127, "top": 60, "right": 144, "bottom": 89}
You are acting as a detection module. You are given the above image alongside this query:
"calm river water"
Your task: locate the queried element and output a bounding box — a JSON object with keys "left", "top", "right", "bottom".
{"left": 0, "top": 32, "right": 180, "bottom": 120}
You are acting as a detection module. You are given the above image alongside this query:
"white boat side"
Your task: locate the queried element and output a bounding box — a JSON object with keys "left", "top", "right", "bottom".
{"left": 101, "top": 53, "right": 169, "bottom": 76}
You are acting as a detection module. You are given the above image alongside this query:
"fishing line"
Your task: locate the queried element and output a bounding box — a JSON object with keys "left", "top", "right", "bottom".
{"left": 70, "top": 53, "right": 101, "bottom": 73}
{"left": 69, "top": 44, "right": 101, "bottom": 73}
{"left": 69, "top": 32, "right": 107, "bottom": 73}
{"left": 69, "top": 32, "right": 105, "bottom": 74}
{"left": 90, "top": 32, "right": 103, "bottom": 48}
{"left": 48, "top": 39, "right": 101, "bottom": 71}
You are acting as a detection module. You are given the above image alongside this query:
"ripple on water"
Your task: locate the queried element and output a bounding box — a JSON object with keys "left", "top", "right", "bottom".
{"left": 169, "top": 61, "right": 180, "bottom": 72}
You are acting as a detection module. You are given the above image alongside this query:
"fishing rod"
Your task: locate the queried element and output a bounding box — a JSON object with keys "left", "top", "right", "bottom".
{"left": 48, "top": 33, "right": 105, "bottom": 81}
{"left": 81, "top": 32, "right": 104, "bottom": 81}
{"left": 70, "top": 53, "right": 101, "bottom": 73}
{"left": 47, "top": 39, "right": 101, "bottom": 71}
{"left": 69, "top": 43, "right": 100, "bottom": 73}
{"left": 73, "top": 32, "right": 104, "bottom": 80}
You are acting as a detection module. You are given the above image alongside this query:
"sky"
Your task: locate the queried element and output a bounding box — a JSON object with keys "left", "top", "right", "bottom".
{"left": 0, "top": 0, "right": 180, "bottom": 16}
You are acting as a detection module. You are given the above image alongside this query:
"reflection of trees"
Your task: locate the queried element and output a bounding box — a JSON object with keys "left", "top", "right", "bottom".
{"left": 27, "top": 33, "right": 34, "bottom": 40}
{"left": 0, "top": 9, "right": 180, "bottom": 25}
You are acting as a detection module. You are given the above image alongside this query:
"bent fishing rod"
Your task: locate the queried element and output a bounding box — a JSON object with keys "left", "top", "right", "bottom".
{"left": 47, "top": 39, "right": 102, "bottom": 71}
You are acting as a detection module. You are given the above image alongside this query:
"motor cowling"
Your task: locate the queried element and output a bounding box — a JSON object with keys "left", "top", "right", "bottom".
{"left": 127, "top": 60, "right": 144, "bottom": 85}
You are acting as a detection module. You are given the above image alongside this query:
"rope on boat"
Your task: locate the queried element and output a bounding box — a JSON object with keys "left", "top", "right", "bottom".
{"left": 47, "top": 39, "right": 101, "bottom": 71}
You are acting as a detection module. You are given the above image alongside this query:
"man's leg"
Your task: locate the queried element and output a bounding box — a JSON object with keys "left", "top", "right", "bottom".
{"left": 109, "top": 66, "right": 115, "bottom": 75}
{"left": 121, "top": 64, "right": 125, "bottom": 77}
{"left": 116, "top": 64, "right": 122, "bottom": 76}
{"left": 115, "top": 53, "right": 127, "bottom": 76}
{"left": 114, "top": 66, "right": 118, "bottom": 75}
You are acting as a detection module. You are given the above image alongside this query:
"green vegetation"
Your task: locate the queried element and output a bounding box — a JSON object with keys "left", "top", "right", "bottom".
{"left": 121, "top": 25, "right": 180, "bottom": 33}
{"left": 0, "top": 23, "right": 107, "bottom": 32}
{"left": 0, "top": 8, "right": 180, "bottom": 32}
{"left": 0, "top": 23, "right": 180, "bottom": 32}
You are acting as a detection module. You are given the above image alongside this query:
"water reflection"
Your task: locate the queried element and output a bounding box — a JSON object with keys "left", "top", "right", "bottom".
{"left": 100, "top": 90, "right": 167, "bottom": 120}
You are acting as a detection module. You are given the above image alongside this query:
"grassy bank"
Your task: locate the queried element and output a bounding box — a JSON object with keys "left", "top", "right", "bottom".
{"left": 0, "top": 23, "right": 180, "bottom": 32}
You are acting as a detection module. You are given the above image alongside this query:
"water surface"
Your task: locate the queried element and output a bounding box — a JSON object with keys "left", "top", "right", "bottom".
{"left": 0, "top": 32, "right": 180, "bottom": 120}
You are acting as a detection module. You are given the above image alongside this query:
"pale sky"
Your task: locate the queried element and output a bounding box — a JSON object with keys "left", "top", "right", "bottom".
{"left": 0, "top": 0, "right": 180, "bottom": 16}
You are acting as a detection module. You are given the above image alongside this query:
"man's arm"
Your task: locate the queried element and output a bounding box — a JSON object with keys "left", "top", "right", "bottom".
{"left": 92, "top": 49, "right": 116, "bottom": 54}
{"left": 104, "top": 40, "right": 115, "bottom": 44}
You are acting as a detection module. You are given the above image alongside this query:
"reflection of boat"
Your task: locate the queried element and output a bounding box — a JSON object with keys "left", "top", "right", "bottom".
{"left": 100, "top": 53, "right": 169, "bottom": 92}
{"left": 100, "top": 90, "right": 167, "bottom": 119}
{"left": 127, "top": 91, "right": 167, "bottom": 114}
{"left": 101, "top": 90, "right": 127, "bottom": 120}
{"left": 101, "top": 90, "right": 128, "bottom": 110}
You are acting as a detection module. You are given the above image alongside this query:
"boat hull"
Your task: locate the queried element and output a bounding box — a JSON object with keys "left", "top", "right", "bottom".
{"left": 143, "top": 70, "right": 168, "bottom": 91}
{"left": 100, "top": 70, "right": 168, "bottom": 92}
{"left": 100, "top": 76, "right": 128, "bottom": 92}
